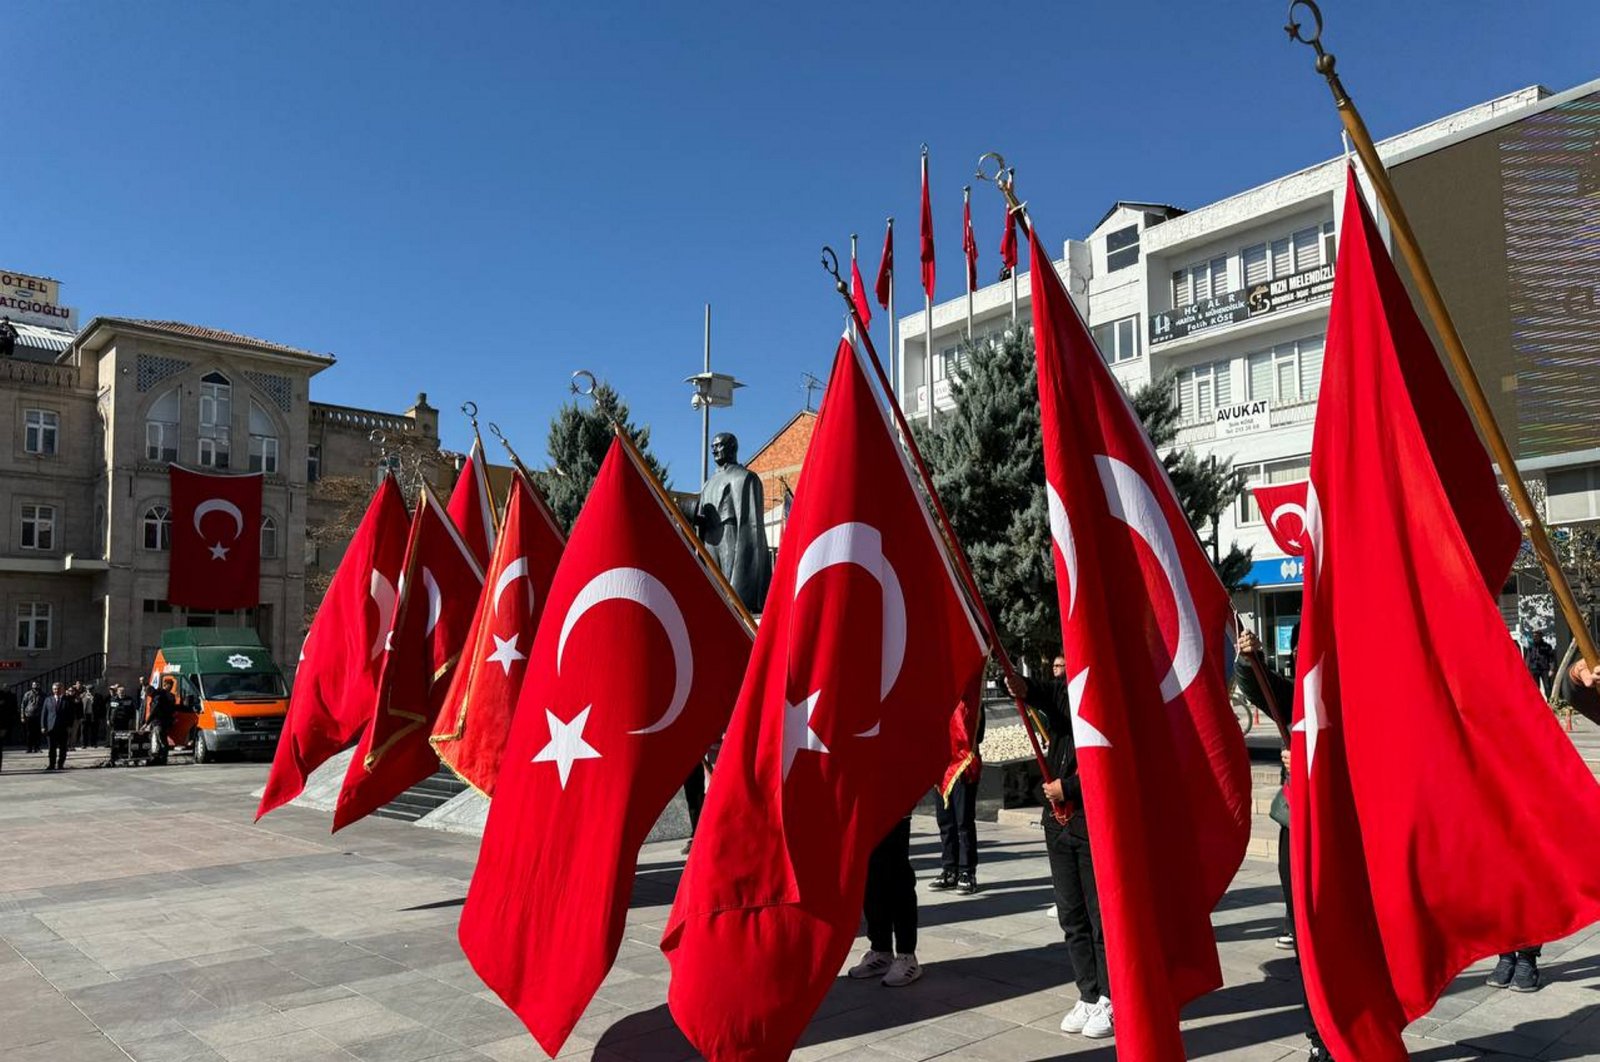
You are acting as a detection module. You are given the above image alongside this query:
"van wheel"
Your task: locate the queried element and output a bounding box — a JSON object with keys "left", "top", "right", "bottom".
{"left": 193, "top": 732, "right": 211, "bottom": 765}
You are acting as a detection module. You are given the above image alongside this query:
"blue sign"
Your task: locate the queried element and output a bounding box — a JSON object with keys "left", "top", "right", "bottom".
{"left": 1246, "top": 555, "right": 1305, "bottom": 587}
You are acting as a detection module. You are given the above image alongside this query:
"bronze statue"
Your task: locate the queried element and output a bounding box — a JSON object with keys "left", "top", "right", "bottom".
{"left": 694, "top": 432, "right": 771, "bottom": 612}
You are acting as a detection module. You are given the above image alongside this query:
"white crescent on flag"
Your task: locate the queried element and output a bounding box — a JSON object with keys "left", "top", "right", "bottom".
{"left": 558, "top": 566, "right": 692, "bottom": 736}
{"left": 193, "top": 498, "right": 244, "bottom": 540}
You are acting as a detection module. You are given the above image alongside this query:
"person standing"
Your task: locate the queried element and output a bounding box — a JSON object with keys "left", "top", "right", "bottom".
{"left": 146, "top": 682, "right": 177, "bottom": 766}
{"left": 80, "top": 684, "right": 102, "bottom": 748}
{"left": 21, "top": 681, "right": 42, "bottom": 754}
{"left": 0, "top": 687, "right": 11, "bottom": 773}
{"left": 931, "top": 700, "right": 986, "bottom": 895}
{"left": 847, "top": 815, "right": 921, "bottom": 987}
{"left": 42, "top": 682, "right": 73, "bottom": 771}
{"left": 1006, "top": 655, "right": 1112, "bottom": 1041}
{"left": 1525, "top": 632, "right": 1556, "bottom": 696}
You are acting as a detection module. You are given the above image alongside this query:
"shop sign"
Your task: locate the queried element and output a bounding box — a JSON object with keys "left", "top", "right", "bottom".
{"left": 1246, "top": 262, "right": 1335, "bottom": 317}
{"left": 0, "top": 660, "right": 21, "bottom": 670}
{"left": 1215, "top": 399, "right": 1270, "bottom": 438}
{"left": 0, "top": 269, "right": 76, "bottom": 329}
{"left": 1247, "top": 555, "right": 1305, "bottom": 587}
{"left": 1151, "top": 261, "right": 1335, "bottom": 346}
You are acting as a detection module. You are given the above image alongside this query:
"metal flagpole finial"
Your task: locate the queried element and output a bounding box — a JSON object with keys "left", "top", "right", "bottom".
{"left": 920, "top": 142, "right": 929, "bottom": 158}
{"left": 820, "top": 245, "right": 847, "bottom": 297}
{"left": 1285, "top": 0, "right": 1349, "bottom": 104}
{"left": 976, "top": 152, "right": 1028, "bottom": 222}
{"left": 460, "top": 400, "right": 479, "bottom": 421}
{"left": 569, "top": 369, "right": 597, "bottom": 400}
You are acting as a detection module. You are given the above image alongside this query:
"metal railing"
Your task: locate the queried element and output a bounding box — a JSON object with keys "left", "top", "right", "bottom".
{"left": 5, "top": 652, "right": 108, "bottom": 697}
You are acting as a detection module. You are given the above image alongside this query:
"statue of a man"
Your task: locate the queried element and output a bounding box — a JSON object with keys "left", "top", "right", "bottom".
{"left": 694, "top": 432, "right": 771, "bottom": 613}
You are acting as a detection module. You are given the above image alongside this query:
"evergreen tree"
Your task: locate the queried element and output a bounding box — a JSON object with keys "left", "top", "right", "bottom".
{"left": 920, "top": 327, "right": 1251, "bottom": 665}
{"left": 539, "top": 380, "right": 668, "bottom": 531}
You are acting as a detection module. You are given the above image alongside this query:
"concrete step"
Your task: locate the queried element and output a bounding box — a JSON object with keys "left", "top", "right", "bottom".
{"left": 372, "top": 768, "right": 470, "bottom": 822}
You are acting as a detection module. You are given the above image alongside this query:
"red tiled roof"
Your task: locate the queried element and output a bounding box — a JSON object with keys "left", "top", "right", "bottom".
{"left": 103, "top": 318, "right": 334, "bottom": 361}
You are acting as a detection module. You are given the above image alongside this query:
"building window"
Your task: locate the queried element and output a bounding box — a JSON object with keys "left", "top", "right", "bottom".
{"left": 199, "top": 371, "right": 231, "bottom": 469}
{"left": 1243, "top": 220, "right": 1335, "bottom": 287}
{"left": 1105, "top": 224, "right": 1140, "bottom": 272}
{"left": 261, "top": 516, "right": 279, "bottom": 559}
{"left": 248, "top": 399, "right": 279, "bottom": 473}
{"left": 1176, "top": 361, "right": 1232, "bottom": 425}
{"left": 1238, "top": 455, "right": 1313, "bottom": 525}
{"left": 1172, "top": 256, "right": 1230, "bottom": 309}
{"left": 143, "top": 505, "right": 172, "bottom": 551}
{"left": 16, "top": 602, "right": 51, "bottom": 651}
{"left": 24, "top": 409, "right": 59, "bottom": 455}
{"left": 1091, "top": 316, "right": 1141, "bottom": 364}
{"left": 146, "top": 388, "right": 180, "bottom": 463}
{"left": 143, "top": 599, "right": 175, "bottom": 616}
{"left": 20, "top": 504, "right": 55, "bottom": 550}
{"left": 1246, "top": 335, "right": 1324, "bottom": 404}
{"left": 307, "top": 444, "right": 321, "bottom": 484}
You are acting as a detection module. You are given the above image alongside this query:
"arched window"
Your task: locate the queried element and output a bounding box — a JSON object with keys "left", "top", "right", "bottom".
{"left": 146, "top": 388, "right": 179, "bottom": 463}
{"left": 143, "top": 505, "right": 172, "bottom": 551}
{"left": 248, "top": 399, "right": 279, "bottom": 473}
{"left": 260, "top": 516, "right": 279, "bottom": 559}
{"left": 198, "top": 371, "right": 231, "bottom": 469}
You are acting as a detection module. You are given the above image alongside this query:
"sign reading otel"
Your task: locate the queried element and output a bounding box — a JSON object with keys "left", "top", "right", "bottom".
{"left": 1150, "top": 261, "right": 1334, "bottom": 346}
{"left": 1, "top": 269, "right": 76, "bottom": 330}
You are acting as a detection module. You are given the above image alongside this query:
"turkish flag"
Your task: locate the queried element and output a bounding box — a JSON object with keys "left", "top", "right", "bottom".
{"left": 1287, "top": 170, "right": 1600, "bottom": 1062}
{"left": 850, "top": 252, "right": 873, "bottom": 331}
{"left": 333, "top": 488, "right": 484, "bottom": 831}
{"left": 258, "top": 476, "right": 409, "bottom": 820}
{"left": 1029, "top": 220, "right": 1251, "bottom": 1059}
{"left": 431, "top": 471, "right": 565, "bottom": 796}
{"left": 874, "top": 219, "right": 894, "bottom": 310}
{"left": 999, "top": 204, "right": 1018, "bottom": 275}
{"left": 920, "top": 152, "right": 936, "bottom": 300}
{"left": 447, "top": 435, "right": 497, "bottom": 571}
{"left": 662, "top": 335, "right": 988, "bottom": 1061}
{"left": 1251, "top": 481, "right": 1311, "bottom": 557}
{"left": 168, "top": 465, "right": 263, "bottom": 609}
{"left": 962, "top": 195, "right": 978, "bottom": 293}
{"left": 940, "top": 672, "right": 984, "bottom": 799}
{"left": 459, "top": 438, "right": 751, "bottom": 1055}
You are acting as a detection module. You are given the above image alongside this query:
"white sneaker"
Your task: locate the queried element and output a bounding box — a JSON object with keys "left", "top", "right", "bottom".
{"left": 1082, "top": 998, "right": 1113, "bottom": 1040}
{"left": 1059, "top": 998, "right": 1094, "bottom": 1034}
{"left": 882, "top": 953, "right": 921, "bottom": 987}
{"left": 847, "top": 949, "right": 892, "bottom": 979}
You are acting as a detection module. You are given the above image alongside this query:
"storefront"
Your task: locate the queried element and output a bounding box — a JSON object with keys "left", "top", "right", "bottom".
{"left": 1239, "top": 555, "right": 1304, "bottom": 674}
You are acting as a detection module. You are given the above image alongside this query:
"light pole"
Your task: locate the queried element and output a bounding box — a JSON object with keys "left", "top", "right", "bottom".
{"left": 685, "top": 303, "right": 743, "bottom": 487}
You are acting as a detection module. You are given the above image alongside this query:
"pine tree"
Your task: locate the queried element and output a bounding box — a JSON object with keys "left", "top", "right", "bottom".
{"left": 920, "top": 327, "right": 1251, "bottom": 664}
{"left": 539, "top": 380, "right": 668, "bottom": 531}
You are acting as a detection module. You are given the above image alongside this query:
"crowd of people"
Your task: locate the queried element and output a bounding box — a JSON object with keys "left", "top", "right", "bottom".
{"left": 0, "top": 678, "right": 166, "bottom": 773}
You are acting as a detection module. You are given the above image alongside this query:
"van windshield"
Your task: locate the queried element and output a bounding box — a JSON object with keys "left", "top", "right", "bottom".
{"left": 199, "top": 672, "right": 287, "bottom": 701}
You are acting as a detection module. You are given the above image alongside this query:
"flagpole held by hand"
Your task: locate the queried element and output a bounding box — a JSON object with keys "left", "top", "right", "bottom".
{"left": 1285, "top": 0, "right": 1598, "bottom": 673}
{"left": 821, "top": 245, "right": 1068, "bottom": 824}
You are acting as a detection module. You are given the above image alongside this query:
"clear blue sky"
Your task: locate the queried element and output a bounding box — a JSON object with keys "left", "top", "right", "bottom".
{"left": 10, "top": 1, "right": 1598, "bottom": 486}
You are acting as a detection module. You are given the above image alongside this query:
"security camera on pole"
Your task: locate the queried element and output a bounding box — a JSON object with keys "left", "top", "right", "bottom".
{"left": 685, "top": 303, "right": 743, "bottom": 488}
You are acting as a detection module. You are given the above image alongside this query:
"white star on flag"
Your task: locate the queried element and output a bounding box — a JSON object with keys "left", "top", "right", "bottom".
{"left": 209, "top": 542, "right": 230, "bottom": 560}
{"left": 782, "top": 691, "right": 829, "bottom": 780}
{"left": 532, "top": 706, "right": 602, "bottom": 789}
{"left": 1067, "top": 669, "right": 1111, "bottom": 749}
{"left": 1293, "top": 661, "right": 1328, "bottom": 774}
{"left": 484, "top": 633, "right": 526, "bottom": 676}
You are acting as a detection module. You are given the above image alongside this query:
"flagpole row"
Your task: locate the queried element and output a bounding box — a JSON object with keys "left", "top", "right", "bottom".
{"left": 1285, "top": 0, "right": 1598, "bottom": 670}
{"left": 822, "top": 247, "right": 1068, "bottom": 824}
{"left": 486, "top": 421, "right": 568, "bottom": 546}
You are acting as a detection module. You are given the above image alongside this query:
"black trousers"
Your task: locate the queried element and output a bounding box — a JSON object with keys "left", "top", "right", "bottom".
{"left": 1278, "top": 825, "right": 1293, "bottom": 935}
{"left": 936, "top": 777, "right": 979, "bottom": 873}
{"left": 683, "top": 765, "right": 705, "bottom": 834}
{"left": 1045, "top": 822, "right": 1108, "bottom": 1002}
{"left": 25, "top": 715, "right": 42, "bottom": 753}
{"left": 47, "top": 731, "right": 68, "bottom": 770}
{"left": 864, "top": 818, "right": 917, "bottom": 954}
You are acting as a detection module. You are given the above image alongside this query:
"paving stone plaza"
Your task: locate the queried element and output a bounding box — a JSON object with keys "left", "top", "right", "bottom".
{"left": 4, "top": 751, "right": 1600, "bottom": 1061}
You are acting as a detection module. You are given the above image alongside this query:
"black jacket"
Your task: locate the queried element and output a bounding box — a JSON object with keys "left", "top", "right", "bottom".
{"left": 1022, "top": 674, "right": 1088, "bottom": 838}
{"left": 41, "top": 695, "right": 75, "bottom": 735}
{"left": 1559, "top": 665, "right": 1600, "bottom": 727}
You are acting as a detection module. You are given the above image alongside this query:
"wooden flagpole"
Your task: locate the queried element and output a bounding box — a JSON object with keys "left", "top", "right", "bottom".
{"left": 1285, "top": 0, "right": 1598, "bottom": 670}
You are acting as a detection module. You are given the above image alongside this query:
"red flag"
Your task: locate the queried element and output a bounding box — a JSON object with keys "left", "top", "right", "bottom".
{"left": 459, "top": 439, "right": 751, "bottom": 1055}
{"left": 447, "top": 435, "right": 497, "bottom": 571}
{"left": 333, "top": 488, "right": 484, "bottom": 831}
{"left": 168, "top": 466, "right": 263, "bottom": 609}
{"left": 962, "top": 193, "right": 978, "bottom": 292}
{"left": 1251, "top": 481, "right": 1311, "bottom": 557}
{"left": 1029, "top": 220, "right": 1251, "bottom": 1059}
{"left": 1287, "top": 170, "right": 1600, "bottom": 1062}
{"left": 257, "top": 476, "right": 408, "bottom": 820}
{"left": 999, "top": 204, "right": 1018, "bottom": 276}
{"left": 662, "top": 335, "right": 988, "bottom": 1061}
{"left": 873, "top": 218, "right": 894, "bottom": 310}
{"left": 431, "top": 472, "right": 565, "bottom": 796}
{"left": 850, "top": 250, "right": 873, "bottom": 331}
{"left": 920, "top": 150, "right": 936, "bottom": 299}
{"left": 940, "top": 672, "right": 984, "bottom": 801}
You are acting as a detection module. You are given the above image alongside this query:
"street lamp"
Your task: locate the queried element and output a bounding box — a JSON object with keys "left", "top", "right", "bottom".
{"left": 686, "top": 303, "right": 743, "bottom": 486}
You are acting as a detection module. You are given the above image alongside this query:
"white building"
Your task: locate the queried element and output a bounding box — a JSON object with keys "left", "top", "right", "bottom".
{"left": 900, "top": 79, "right": 1600, "bottom": 666}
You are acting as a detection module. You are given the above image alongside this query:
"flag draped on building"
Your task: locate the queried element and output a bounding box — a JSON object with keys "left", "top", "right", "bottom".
{"left": 874, "top": 219, "right": 894, "bottom": 311}
{"left": 167, "top": 465, "right": 263, "bottom": 609}
{"left": 257, "top": 475, "right": 408, "bottom": 820}
{"left": 447, "top": 434, "right": 497, "bottom": 571}
{"left": 459, "top": 438, "right": 751, "bottom": 1056}
{"left": 333, "top": 488, "right": 484, "bottom": 831}
{"left": 1028, "top": 218, "right": 1251, "bottom": 1060}
{"left": 662, "top": 335, "right": 988, "bottom": 1062}
{"left": 1288, "top": 170, "right": 1600, "bottom": 1062}
{"left": 1250, "top": 481, "right": 1312, "bottom": 557}
{"left": 920, "top": 151, "right": 936, "bottom": 300}
{"left": 962, "top": 191, "right": 978, "bottom": 293}
{"left": 431, "top": 471, "right": 565, "bottom": 796}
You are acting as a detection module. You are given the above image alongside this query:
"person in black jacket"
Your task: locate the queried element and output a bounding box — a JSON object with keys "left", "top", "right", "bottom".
{"left": 41, "top": 682, "right": 74, "bottom": 771}
{"left": 145, "top": 683, "right": 177, "bottom": 766}
{"left": 1006, "top": 654, "right": 1112, "bottom": 1041}
{"left": 931, "top": 697, "right": 987, "bottom": 896}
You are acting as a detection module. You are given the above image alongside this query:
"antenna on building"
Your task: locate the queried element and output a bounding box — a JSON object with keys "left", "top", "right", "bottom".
{"left": 800, "top": 372, "right": 824, "bottom": 412}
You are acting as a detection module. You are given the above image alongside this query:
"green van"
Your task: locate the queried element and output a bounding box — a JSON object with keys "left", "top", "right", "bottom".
{"left": 146, "top": 628, "right": 290, "bottom": 763}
